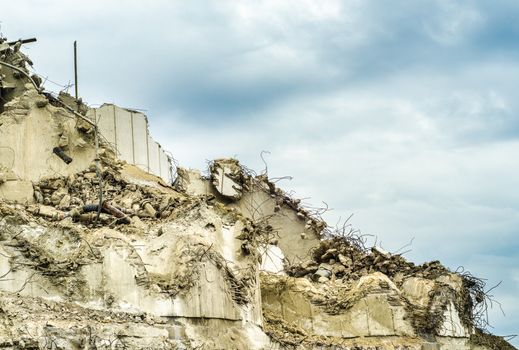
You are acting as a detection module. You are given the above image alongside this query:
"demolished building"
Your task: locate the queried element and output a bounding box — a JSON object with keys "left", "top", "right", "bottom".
{"left": 0, "top": 37, "right": 515, "bottom": 349}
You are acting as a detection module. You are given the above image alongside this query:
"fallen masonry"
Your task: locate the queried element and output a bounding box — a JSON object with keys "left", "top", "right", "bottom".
{"left": 0, "top": 37, "right": 515, "bottom": 349}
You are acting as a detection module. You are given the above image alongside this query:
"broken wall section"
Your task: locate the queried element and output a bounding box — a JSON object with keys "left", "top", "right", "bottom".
{"left": 175, "top": 160, "right": 326, "bottom": 264}
{"left": 87, "top": 104, "right": 173, "bottom": 184}
{"left": 0, "top": 86, "right": 97, "bottom": 203}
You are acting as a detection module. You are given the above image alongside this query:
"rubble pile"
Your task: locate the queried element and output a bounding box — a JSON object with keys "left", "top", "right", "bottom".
{"left": 0, "top": 37, "right": 41, "bottom": 112}
{"left": 0, "top": 37, "right": 515, "bottom": 349}
{"left": 31, "top": 161, "right": 180, "bottom": 224}
{"left": 282, "top": 237, "right": 473, "bottom": 332}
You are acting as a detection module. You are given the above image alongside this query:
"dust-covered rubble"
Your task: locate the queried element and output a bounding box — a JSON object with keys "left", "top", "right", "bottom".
{"left": 0, "top": 37, "right": 515, "bottom": 349}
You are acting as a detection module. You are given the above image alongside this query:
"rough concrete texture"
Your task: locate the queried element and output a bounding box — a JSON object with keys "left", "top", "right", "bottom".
{"left": 0, "top": 87, "right": 96, "bottom": 182}
{"left": 175, "top": 163, "right": 324, "bottom": 264}
{"left": 0, "top": 38, "right": 515, "bottom": 349}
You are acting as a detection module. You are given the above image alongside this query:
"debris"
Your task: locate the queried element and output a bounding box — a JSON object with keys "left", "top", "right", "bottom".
{"left": 142, "top": 200, "right": 157, "bottom": 218}
{"left": 210, "top": 159, "right": 244, "bottom": 200}
{"left": 0, "top": 35, "right": 512, "bottom": 350}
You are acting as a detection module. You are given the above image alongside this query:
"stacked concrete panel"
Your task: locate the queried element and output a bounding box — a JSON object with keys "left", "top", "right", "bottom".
{"left": 87, "top": 104, "right": 172, "bottom": 184}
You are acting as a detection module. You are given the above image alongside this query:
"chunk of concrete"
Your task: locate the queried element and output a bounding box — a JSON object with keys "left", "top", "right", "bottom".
{"left": 401, "top": 277, "right": 436, "bottom": 308}
{"left": 314, "top": 264, "right": 332, "bottom": 279}
{"left": 0, "top": 180, "right": 34, "bottom": 203}
{"left": 174, "top": 168, "right": 210, "bottom": 196}
{"left": 210, "top": 159, "right": 243, "bottom": 200}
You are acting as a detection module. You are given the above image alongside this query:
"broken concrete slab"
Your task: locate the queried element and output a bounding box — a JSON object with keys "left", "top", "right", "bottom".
{"left": 210, "top": 158, "right": 244, "bottom": 200}
{"left": 0, "top": 180, "right": 34, "bottom": 203}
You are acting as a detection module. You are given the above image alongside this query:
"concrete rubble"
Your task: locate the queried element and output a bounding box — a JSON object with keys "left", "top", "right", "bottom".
{"left": 0, "top": 37, "right": 515, "bottom": 349}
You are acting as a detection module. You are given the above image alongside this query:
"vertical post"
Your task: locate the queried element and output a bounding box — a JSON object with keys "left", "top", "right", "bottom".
{"left": 74, "top": 40, "right": 79, "bottom": 111}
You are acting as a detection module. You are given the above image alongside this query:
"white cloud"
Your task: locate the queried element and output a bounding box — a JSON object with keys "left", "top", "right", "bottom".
{"left": 424, "top": 0, "right": 484, "bottom": 45}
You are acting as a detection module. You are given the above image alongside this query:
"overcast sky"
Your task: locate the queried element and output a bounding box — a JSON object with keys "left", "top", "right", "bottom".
{"left": 2, "top": 0, "right": 518, "bottom": 344}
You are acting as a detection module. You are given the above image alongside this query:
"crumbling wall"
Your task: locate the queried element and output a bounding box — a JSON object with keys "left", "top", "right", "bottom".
{"left": 0, "top": 161, "right": 270, "bottom": 349}
{"left": 0, "top": 86, "right": 97, "bottom": 203}
{"left": 86, "top": 104, "right": 173, "bottom": 184}
{"left": 175, "top": 160, "right": 324, "bottom": 264}
{"left": 174, "top": 159, "right": 513, "bottom": 350}
{"left": 0, "top": 145, "right": 511, "bottom": 349}
{"left": 0, "top": 38, "right": 514, "bottom": 350}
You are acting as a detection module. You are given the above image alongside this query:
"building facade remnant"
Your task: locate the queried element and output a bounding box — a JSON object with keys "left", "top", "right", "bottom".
{"left": 0, "top": 36, "right": 514, "bottom": 350}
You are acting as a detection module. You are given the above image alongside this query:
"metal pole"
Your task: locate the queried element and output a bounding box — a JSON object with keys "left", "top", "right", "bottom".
{"left": 74, "top": 40, "right": 79, "bottom": 110}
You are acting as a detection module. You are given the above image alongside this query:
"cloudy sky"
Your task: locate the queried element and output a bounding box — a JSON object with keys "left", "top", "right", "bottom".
{"left": 2, "top": 0, "right": 518, "bottom": 344}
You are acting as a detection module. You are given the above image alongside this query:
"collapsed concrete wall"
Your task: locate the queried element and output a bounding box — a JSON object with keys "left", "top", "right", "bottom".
{"left": 0, "top": 39, "right": 172, "bottom": 206}
{"left": 0, "top": 125, "right": 513, "bottom": 349}
{"left": 0, "top": 85, "right": 97, "bottom": 203}
{"left": 175, "top": 160, "right": 325, "bottom": 265}
{"left": 0, "top": 38, "right": 514, "bottom": 349}
{"left": 173, "top": 159, "right": 516, "bottom": 350}
{"left": 0, "top": 160, "right": 271, "bottom": 349}
{"left": 86, "top": 104, "right": 173, "bottom": 184}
